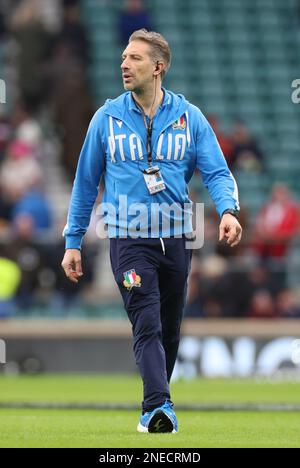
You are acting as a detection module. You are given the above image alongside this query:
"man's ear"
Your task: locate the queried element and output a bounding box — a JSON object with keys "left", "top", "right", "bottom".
{"left": 154, "top": 61, "right": 163, "bottom": 76}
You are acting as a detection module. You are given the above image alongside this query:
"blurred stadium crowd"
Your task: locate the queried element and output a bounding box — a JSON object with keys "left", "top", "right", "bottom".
{"left": 0, "top": 0, "right": 299, "bottom": 319}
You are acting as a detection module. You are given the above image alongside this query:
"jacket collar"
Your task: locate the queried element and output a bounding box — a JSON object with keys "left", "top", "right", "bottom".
{"left": 128, "top": 87, "right": 171, "bottom": 113}
{"left": 104, "top": 88, "right": 188, "bottom": 123}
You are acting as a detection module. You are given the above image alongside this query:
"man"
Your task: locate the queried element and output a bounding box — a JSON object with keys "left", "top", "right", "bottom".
{"left": 61, "top": 29, "right": 242, "bottom": 433}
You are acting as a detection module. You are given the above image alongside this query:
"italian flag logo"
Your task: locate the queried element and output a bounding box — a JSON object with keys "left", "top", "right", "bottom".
{"left": 123, "top": 269, "right": 141, "bottom": 290}
{"left": 172, "top": 115, "right": 186, "bottom": 130}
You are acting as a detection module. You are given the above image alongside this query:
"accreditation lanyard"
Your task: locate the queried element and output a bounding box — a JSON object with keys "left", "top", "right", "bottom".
{"left": 138, "top": 105, "right": 166, "bottom": 194}
{"left": 141, "top": 110, "right": 154, "bottom": 167}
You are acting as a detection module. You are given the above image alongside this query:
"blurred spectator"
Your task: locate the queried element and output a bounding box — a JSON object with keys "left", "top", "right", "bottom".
{"left": 0, "top": 107, "right": 11, "bottom": 163}
{"left": 229, "top": 120, "right": 264, "bottom": 172}
{"left": 275, "top": 289, "right": 300, "bottom": 318}
{"left": 55, "top": 2, "right": 89, "bottom": 66}
{"left": 12, "top": 100, "right": 43, "bottom": 154}
{"left": 208, "top": 115, "right": 233, "bottom": 165}
{"left": 37, "top": 0, "right": 63, "bottom": 34}
{"left": 10, "top": 0, "right": 53, "bottom": 108}
{"left": 0, "top": 7, "right": 6, "bottom": 38}
{"left": 0, "top": 139, "right": 43, "bottom": 202}
{"left": 0, "top": 254, "right": 21, "bottom": 318}
{"left": 252, "top": 183, "right": 300, "bottom": 259}
{"left": 0, "top": 213, "right": 97, "bottom": 314}
{"left": 0, "top": 185, "right": 13, "bottom": 229}
{"left": 248, "top": 289, "right": 276, "bottom": 318}
{"left": 185, "top": 258, "right": 206, "bottom": 317}
{"left": 53, "top": 66, "right": 94, "bottom": 178}
{"left": 208, "top": 268, "right": 253, "bottom": 318}
{"left": 185, "top": 254, "right": 229, "bottom": 318}
{"left": 12, "top": 188, "right": 52, "bottom": 231}
{"left": 46, "top": 39, "right": 81, "bottom": 99}
{"left": 118, "top": 0, "right": 153, "bottom": 46}
{"left": 46, "top": 0, "right": 93, "bottom": 178}
{"left": 46, "top": 237, "right": 98, "bottom": 316}
{"left": 7, "top": 213, "right": 49, "bottom": 309}
{"left": 247, "top": 261, "right": 279, "bottom": 296}
{"left": 185, "top": 255, "right": 284, "bottom": 318}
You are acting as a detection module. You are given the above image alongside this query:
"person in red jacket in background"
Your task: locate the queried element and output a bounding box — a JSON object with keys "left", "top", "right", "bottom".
{"left": 207, "top": 115, "right": 233, "bottom": 166}
{"left": 252, "top": 183, "right": 299, "bottom": 259}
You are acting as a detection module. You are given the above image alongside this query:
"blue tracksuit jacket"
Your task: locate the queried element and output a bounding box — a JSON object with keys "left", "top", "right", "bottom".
{"left": 64, "top": 89, "right": 239, "bottom": 249}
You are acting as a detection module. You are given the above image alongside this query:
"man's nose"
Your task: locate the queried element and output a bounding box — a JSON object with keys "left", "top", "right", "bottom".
{"left": 121, "top": 58, "right": 129, "bottom": 70}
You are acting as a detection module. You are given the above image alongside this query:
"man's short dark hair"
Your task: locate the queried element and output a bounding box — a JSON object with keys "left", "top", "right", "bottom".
{"left": 129, "top": 29, "right": 171, "bottom": 80}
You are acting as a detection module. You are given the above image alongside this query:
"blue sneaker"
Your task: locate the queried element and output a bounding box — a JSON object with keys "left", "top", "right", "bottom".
{"left": 137, "top": 401, "right": 178, "bottom": 433}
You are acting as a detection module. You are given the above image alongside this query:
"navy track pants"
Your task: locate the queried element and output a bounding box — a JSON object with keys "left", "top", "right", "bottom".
{"left": 109, "top": 237, "right": 192, "bottom": 412}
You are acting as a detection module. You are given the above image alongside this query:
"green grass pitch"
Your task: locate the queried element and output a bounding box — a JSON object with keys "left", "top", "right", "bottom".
{"left": 0, "top": 375, "right": 300, "bottom": 448}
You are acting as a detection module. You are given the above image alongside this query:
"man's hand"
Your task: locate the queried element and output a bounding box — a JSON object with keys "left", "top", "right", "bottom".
{"left": 219, "top": 214, "right": 242, "bottom": 247}
{"left": 61, "top": 249, "right": 83, "bottom": 283}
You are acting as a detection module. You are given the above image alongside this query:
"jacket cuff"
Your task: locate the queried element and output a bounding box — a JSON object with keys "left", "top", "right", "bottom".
{"left": 217, "top": 200, "right": 239, "bottom": 218}
{"left": 65, "top": 235, "right": 83, "bottom": 250}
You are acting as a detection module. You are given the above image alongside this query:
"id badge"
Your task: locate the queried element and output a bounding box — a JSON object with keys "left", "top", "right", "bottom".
{"left": 143, "top": 166, "right": 166, "bottom": 194}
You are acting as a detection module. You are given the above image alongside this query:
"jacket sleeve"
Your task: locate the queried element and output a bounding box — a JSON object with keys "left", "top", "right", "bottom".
{"left": 194, "top": 107, "right": 240, "bottom": 217}
{"left": 63, "top": 109, "right": 106, "bottom": 250}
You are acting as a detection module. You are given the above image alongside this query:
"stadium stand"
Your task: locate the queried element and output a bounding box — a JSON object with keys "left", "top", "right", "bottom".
{"left": 0, "top": 0, "right": 299, "bottom": 318}
{"left": 81, "top": 0, "right": 300, "bottom": 215}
